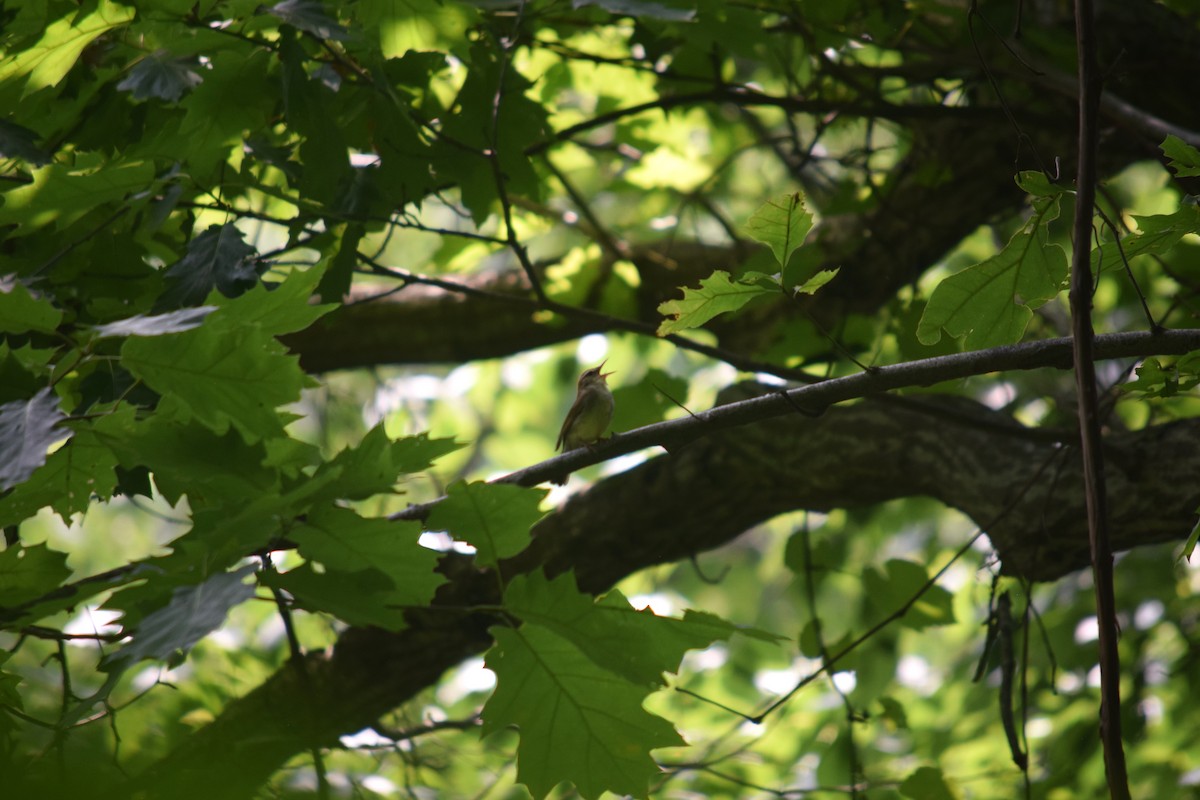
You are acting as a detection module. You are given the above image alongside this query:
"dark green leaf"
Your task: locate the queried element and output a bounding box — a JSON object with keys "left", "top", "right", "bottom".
{"left": 291, "top": 505, "right": 444, "bottom": 605}
{"left": 117, "top": 50, "right": 204, "bottom": 103}
{"left": 101, "top": 565, "right": 257, "bottom": 670}
{"left": 267, "top": 0, "right": 350, "bottom": 40}
{"left": 0, "top": 543, "right": 71, "bottom": 608}
{"left": 1014, "top": 170, "right": 1066, "bottom": 197}
{"left": 121, "top": 323, "right": 307, "bottom": 442}
{"left": 502, "top": 572, "right": 774, "bottom": 687}
{"left": 0, "top": 119, "right": 51, "bottom": 165}
{"left": 0, "top": 388, "right": 68, "bottom": 491}
{"left": 93, "top": 411, "right": 279, "bottom": 508}
{"left": 317, "top": 223, "right": 364, "bottom": 301}
{"left": 156, "top": 224, "right": 261, "bottom": 310}
{"left": 261, "top": 563, "right": 411, "bottom": 630}
{"left": 309, "top": 425, "right": 461, "bottom": 503}
{"left": 0, "top": 279, "right": 63, "bottom": 334}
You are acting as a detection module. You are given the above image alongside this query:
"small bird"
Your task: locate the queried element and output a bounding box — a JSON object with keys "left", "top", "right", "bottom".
{"left": 553, "top": 360, "right": 615, "bottom": 485}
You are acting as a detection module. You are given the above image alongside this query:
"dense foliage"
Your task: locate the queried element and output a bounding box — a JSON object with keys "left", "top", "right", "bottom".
{"left": 2, "top": 0, "right": 1200, "bottom": 798}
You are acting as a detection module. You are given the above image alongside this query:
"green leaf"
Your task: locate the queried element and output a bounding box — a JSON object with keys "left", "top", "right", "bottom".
{"left": 742, "top": 192, "right": 814, "bottom": 270}
{"left": 0, "top": 1, "right": 136, "bottom": 96}
{"left": 503, "top": 572, "right": 771, "bottom": 687}
{"left": 93, "top": 412, "right": 279, "bottom": 508}
{"left": 169, "top": 49, "right": 275, "bottom": 177}
{"left": 0, "top": 388, "right": 69, "bottom": 491}
{"left": 1162, "top": 135, "right": 1200, "bottom": 178}
{"left": 483, "top": 623, "right": 683, "bottom": 799}
{"left": 425, "top": 481, "right": 547, "bottom": 567}
{"left": 291, "top": 505, "right": 444, "bottom": 606}
{"left": 0, "top": 279, "right": 63, "bottom": 334}
{"left": 793, "top": 267, "right": 840, "bottom": 297}
{"left": 93, "top": 307, "right": 217, "bottom": 338}
{"left": 900, "top": 765, "right": 961, "bottom": 800}
{"left": 438, "top": 42, "right": 546, "bottom": 223}
{"left": 657, "top": 270, "right": 777, "bottom": 335}
{"left": 1014, "top": 170, "right": 1066, "bottom": 198}
{"left": 210, "top": 265, "right": 335, "bottom": 337}
{"left": 864, "top": 559, "right": 955, "bottom": 630}
{"left": 0, "top": 543, "right": 71, "bottom": 608}
{"left": 101, "top": 565, "right": 257, "bottom": 670}
{"left": 279, "top": 33, "right": 353, "bottom": 203}
{"left": 317, "top": 223, "right": 365, "bottom": 301}
{"left": 0, "top": 418, "right": 121, "bottom": 527}
{"left": 917, "top": 199, "right": 1067, "bottom": 347}
{"left": 0, "top": 153, "right": 156, "bottom": 235}
{"left": 261, "top": 563, "right": 411, "bottom": 630}
{"left": 156, "top": 224, "right": 261, "bottom": 310}
{"left": 1091, "top": 206, "right": 1200, "bottom": 274}
{"left": 121, "top": 323, "right": 307, "bottom": 442}
{"left": 117, "top": 51, "right": 204, "bottom": 103}
{"left": 392, "top": 432, "right": 464, "bottom": 474}
{"left": 309, "top": 425, "right": 461, "bottom": 503}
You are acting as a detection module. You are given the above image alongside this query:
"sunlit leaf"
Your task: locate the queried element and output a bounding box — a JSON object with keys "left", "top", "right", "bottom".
{"left": 917, "top": 198, "right": 1067, "bottom": 348}
{"left": 743, "top": 192, "right": 814, "bottom": 271}
{"left": 657, "top": 270, "right": 777, "bottom": 335}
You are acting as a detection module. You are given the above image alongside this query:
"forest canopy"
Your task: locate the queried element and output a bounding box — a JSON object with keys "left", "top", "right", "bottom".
{"left": 2, "top": 0, "right": 1200, "bottom": 798}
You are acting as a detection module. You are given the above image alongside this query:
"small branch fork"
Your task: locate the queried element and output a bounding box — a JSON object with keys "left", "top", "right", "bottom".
{"left": 1068, "top": 1, "right": 1130, "bottom": 796}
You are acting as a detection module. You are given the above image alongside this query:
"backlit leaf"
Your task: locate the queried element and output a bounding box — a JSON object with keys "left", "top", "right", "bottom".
{"left": 743, "top": 192, "right": 814, "bottom": 271}
{"left": 657, "top": 270, "right": 777, "bottom": 335}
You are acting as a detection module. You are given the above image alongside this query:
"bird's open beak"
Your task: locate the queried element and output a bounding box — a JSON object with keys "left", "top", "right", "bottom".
{"left": 597, "top": 359, "right": 614, "bottom": 379}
